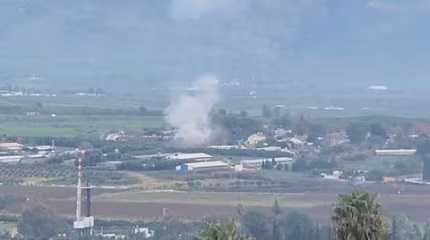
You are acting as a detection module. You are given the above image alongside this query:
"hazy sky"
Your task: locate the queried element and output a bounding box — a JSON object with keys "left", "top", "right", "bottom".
{"left": 0, "top": 0, "right": 429, "bottom": 91}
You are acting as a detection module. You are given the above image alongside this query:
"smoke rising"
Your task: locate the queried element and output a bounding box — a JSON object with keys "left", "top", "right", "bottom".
{"left": 166, "top": 75, "right": 220, "bottom": 146}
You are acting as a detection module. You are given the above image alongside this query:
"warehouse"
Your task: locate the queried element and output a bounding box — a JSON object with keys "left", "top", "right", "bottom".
{"left": 167, "top": 153, "right": 214, "bottom": 162}
{"left": 176, "top": 161, "right": 230, "bottom": 173}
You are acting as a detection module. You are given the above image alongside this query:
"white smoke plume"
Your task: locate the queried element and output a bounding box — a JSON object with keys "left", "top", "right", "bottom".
{"left": 166, "top": 74, "right": 220, "bottom": 146}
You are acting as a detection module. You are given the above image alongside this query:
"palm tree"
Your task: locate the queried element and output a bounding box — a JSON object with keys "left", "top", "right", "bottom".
{"left": 198, "top": 221, "right": 253, "bottom": 240}
{"left": 332, "top": 191, "right": 388, "bottom": 240}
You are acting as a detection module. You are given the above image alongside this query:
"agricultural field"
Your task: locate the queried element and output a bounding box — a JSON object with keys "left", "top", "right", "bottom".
{"left": 0, "top": 114, "right": 164, "bottom": 137}
{"left": 0, "top": 164, "right": 138, "bottom": 186}
{"left": 0, "top": 95, "right": 149, "bottom": 112}
{"left": 0, "top": 95, "right": 166, "bottom": 137}
{"left": 3, "top": 183, "right": 430, "bottom": 222}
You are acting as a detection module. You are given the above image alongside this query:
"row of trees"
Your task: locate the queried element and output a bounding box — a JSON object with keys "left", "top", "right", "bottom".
{"left": 197, "top": 191, "right": 399, "bottom": 240}
{"left": 7, "top": 190, "right": 429, "bottom": 240}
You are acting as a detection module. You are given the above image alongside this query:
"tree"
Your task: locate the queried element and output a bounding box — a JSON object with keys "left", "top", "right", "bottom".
{"left": 346, "top": 123, "right": 369, "bottom": 144}
{"left": 370, "top": 123, "right": 387, "bottom": 139}
{"left": 391, "top": 215, "right": 424, "bottom": 240}
{"left": 292, "top": 159, "right": 308, "bottom": 172}
{"left": 417, "top": 138, "right": 430, "bottom": 181}
{"left": 422, "top": 224, "right": 430, "bottom": 240}
{"left": 139, "top": 106, "right": 148, "bottom": 114}
{"left": 17, "top": 204, "right": 62, "bottom": 240}
{"left": 262, "top": 105, "right": 272, "bottom": 119}
{"left": 332, "top": 191, "right": 387, "bottom": 240}
{"left": 35, "top": 102, "right": 43, "bottom": 110}
{"left": 0, "top": 195, "right": 17, "bottom": 211}
{"left": 198, "top": 221, "right": 252, "bottom": 240}
{"left": 272, "top": 113, "right": 291, "bottom": 129}
{"left": 295, "top": 115, "right": 309, "bottom": 136}
{"left": 241, "top": 211, "right": 270, "bottom": 240}
{"left": 272, "top": 199, "right": 282, "bottom": 217}
{"left": 240, "top": 111, "right": 248, "bottom": 118}
{"left": 280, "top": 211, "right": 314, "bottom": 240}
{"left": 272, "top": 200, "right": 282, "bottom": 240}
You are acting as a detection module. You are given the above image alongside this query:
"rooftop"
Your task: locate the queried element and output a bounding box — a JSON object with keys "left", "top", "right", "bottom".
{"left": 167, "top": 153, "right": 213, "bottom": 160}
{"left": 184, "top": 161, "right": 229, "bottom": 169}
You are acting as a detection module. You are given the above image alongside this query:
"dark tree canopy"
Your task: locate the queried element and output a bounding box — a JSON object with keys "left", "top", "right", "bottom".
{"left": 18, "top": 204, "right": 62, "bottom": 240}
{"left": 332, "top": 191, "right": 387, "bottom": 240}
{"left": 417, "top": 138, "right": 430, "bottom": 180}
{"left": 241, "top": 211, "right": 270, "bottom": 240}
{"left": 346, "top": 122, "right": 369, "bottom": 144}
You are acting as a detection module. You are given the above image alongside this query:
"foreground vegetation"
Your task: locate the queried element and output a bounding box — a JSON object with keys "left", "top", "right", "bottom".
{"left": 3, "top": 190, "right": 428, "bottom": 240}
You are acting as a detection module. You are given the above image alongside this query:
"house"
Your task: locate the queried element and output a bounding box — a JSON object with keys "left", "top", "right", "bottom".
{"left": 105, "top": 131, "right": 126, "bottom": 142}
{"left": 288, "top": 137, "right": 305, "bottom": 148}
{"left": 321, "top": 170, "right": 343, "bottom": 180}
{"left": 415, "top": 123, "right": 430, "bottom": 136}
{"left": 274, "top": 128, "right": 292, "bottom": 140}
{"left": 176, "top": 161, "right": 230, "bottom": 173}
{"left": 246, "top": 132, "right": 266, "bottom": 147}
{"left": 133, "top": 227, "right": 154, "bottom": 238}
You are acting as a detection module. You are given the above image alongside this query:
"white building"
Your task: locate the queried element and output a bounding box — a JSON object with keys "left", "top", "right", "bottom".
{"left": 105, "top": 131, "right": 126, "bottom": 142}
{"left": 375, "top": 149, "right": 416, "bottom": 156}
{"left": 208, "top": 145, "right": 242, "bottom": 150}
{"left": 176, "top": 161, "right": 230, "bottom": 172}
{"left": 133, "top": 227, "right": 154, "bottom": 238}
{"left": 246, "top": 132, "right": 266, "bottom": 147}
{"left": 167, "top": 153, "right": 214, "bottom": 162}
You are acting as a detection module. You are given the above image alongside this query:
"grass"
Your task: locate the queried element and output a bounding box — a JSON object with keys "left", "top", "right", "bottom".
{"left": 0, "top": 114, "right": 164, "bottom": 137}
{"left": 0, "top": 95, "right": 145, "bottom": 110}
{"left": 93, "top": 190, "right": 330, "bottom": 208}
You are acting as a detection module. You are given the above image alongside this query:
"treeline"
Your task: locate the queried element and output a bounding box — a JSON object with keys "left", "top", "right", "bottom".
{"left": 5, "top": 191, "right": 430, "bottom": 240}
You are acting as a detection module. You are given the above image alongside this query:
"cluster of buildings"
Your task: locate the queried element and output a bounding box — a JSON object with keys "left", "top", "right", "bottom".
{"left": 136, "top": 152, "right": 294, "bottom": 173}
{"left": 134, "top": 151, "right": 296, "bottom": 174}
{"left": 0, "top": 142, "right": 56, "bottom": 164}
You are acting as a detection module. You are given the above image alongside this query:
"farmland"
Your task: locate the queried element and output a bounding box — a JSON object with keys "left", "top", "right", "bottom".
{"left": 0, "top": 114, "right": 164, "bottom": 137}
{"left": 0, "top": 94, "right": 166, "bottom": 137}
{"left": 3, "top": 184, "right": 430, "bottom": 222}
{"left": 0, "top": 164, "right": 138, "bottom": 186}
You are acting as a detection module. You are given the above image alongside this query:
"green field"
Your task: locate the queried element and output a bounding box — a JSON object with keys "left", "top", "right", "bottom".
{"left": 94, "top": 190, "right": 330, "bottom": 208}
{"left": 0, "top": 95, "right": 153, "bottom": 110}
{"left": 0, "top": 114, "right": 164, "bottom": 137}
{"left": 0, "top": 95, "right": 167, "bottom": 137}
